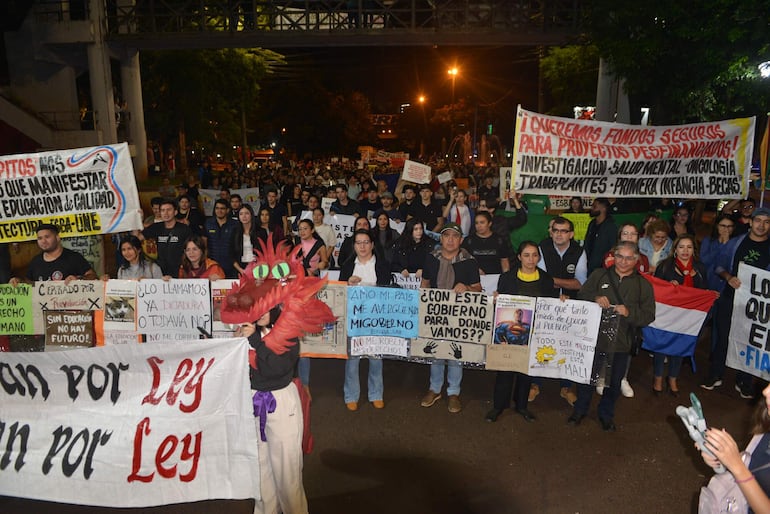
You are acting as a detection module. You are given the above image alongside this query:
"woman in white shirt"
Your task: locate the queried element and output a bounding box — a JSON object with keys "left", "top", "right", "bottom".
{"left": 338, "top": 229, "right": 392, "bottom": 411}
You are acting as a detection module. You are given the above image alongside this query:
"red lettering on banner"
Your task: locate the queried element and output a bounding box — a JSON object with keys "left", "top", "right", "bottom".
{"left": 127, "top": 417, "right": 202, "bottom": 483}
{"left": 0, "top": 158, "right": 37, "bottom": 179}
{"left": 518, "top": 134, "right": 553, "bottom": 154}
{"left": 141, "top": 356, "right": 215, "bottom": 413}
{"left": 659, "top": 124, "right": 726, "bottom": 144}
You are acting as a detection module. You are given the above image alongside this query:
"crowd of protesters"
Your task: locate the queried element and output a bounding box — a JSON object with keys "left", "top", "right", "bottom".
{"left": 7, "top": 152, "right": 770, "bottom": 513}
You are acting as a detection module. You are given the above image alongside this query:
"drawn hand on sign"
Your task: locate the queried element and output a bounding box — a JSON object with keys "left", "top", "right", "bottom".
{"left": 423, "top": 341, "right": 438, "bottom": 355}
{"left": 450, "top": 342, "right": 462, "bottom": 360}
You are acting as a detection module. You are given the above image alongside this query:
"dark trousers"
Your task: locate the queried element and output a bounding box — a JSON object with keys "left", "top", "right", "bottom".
{"left": 492, "top": 371, "right": 532, "bottom": 411}
{"left": 708, "top": 297, "right": 753, "bottom": 389}
{"left": 574, "top": 352, "right": 629, "bottom": 421}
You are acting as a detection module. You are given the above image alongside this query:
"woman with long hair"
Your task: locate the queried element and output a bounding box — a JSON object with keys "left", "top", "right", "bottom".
{"left": 257, "top": 206, "right": 285, "bottom": 246}
{"left": 670, "top": 204, "right": 695, "bottom": 240}
{"left": 108, "top": 235, "right": 164, "bottom": 280}
{"left": 178, "top": 235, "right": 225, "bottom": 280}
{"left": 339, "top": 229, "right": 392, "bottom": 410}
{"left": 372, "top": 212, "right": 398, "bottom": 266}
{"left": 638, "top": 219, "right": 672, "bottom": 273}
{"left": 700, "top": 383, "right": 770, "bottom": 513}
{"left": 293, "top": 219, "right": 329, "bottom": 277}
{"left": 651, "top": 234, "right": 709, "bottom": 396}
{"left": 337, "top": 216, "right": 373, "bottom": 268}
{"left": 231, "top": 204, "right": 267, "bottom": 276}
{"left": 392, "top": 218, "right": 435, "bottom": 277}
{"left": 485, "top": 241, "right": 558, "bottom": 423}
{"left": 700, "top": 214, "right": 736, "bottom": 292}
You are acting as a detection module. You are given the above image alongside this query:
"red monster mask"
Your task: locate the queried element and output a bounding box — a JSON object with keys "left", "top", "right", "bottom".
{"left": 221, "top": 235, "right": 336, "bottom": 355}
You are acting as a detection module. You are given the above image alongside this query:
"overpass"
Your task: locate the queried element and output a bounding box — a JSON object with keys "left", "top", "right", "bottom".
{"left": 104, "top": 0, "right": 583, "bottom": 49}
{"left": 1, "top": 0, "right": 583, "bottom": 178}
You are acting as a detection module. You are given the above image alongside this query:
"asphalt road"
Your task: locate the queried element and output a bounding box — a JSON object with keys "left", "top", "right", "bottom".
{"left": 0, "top": 333, "right": 759, "bottom": 514}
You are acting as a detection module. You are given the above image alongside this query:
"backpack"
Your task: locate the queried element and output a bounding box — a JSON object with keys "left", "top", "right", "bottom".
{"left": 698, "top": 434, "right": 770, "bottom": 514}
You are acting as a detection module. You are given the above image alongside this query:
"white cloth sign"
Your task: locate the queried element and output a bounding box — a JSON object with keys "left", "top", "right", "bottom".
{"left": 0, "top": 338, "right": 259, "bottom": 507}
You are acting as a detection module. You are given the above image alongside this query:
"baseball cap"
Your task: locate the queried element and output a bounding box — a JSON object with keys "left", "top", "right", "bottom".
{"left": 381, "top": 191, "right": 394, "bottom": 199}
{"left": 440, "top": 222, "right": 463, "bottom": 236}
{"left": 751, "top": 207, "right": 770, "bottom": 218}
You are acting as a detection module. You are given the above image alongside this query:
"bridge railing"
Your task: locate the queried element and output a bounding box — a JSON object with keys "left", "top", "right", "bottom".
{"left": 104, "top": 0, "right": 581, "bottom": 36}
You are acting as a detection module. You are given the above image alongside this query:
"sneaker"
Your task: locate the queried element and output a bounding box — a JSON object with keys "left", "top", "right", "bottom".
{"left": 420, "top": 390, "right": 441, "bottom": 408}
{"left": 736, "top": 384, "right": 753, "bottom": 399}
{"left": 447, "top": 394, "right": 462, "bottom": 413}
{"left": 372, "top": 400, "right": 385, "bottom": 409}
{"left": 701, "top": 378, "right": 723, "bottom": 391}
{"left": 596, "top": 377, "right": 605, "bottom": 395}
{"left": 620, "top": 378, "right": 635, "bottom": 398}
{"left": 560, "top": 386, "right": 577, "bottom": 406}
{"left": 528, "top": 384, "right": 540, "bottom": 402}
{"left": 346, "top": 402, "right": 358, "bottom": 411}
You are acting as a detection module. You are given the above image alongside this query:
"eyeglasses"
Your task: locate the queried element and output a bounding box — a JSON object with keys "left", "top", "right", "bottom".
{"left": 614, "top": 254, "right": 637, "bottom": 262}
{"left": 551, "top": 228, "right": 571, "bottom": 234}
{"left": 718, "top": 224, "right": 734, "bottom": 229}
{"left": 621, "top": 231, "right": 638, "bottom": 236}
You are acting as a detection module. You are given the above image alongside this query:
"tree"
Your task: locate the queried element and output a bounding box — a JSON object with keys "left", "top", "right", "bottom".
{"left": 141, "top": 48, "right": 283, "bottom": 169}
{"left": 584, "top": 0, "right": 770, "bottom": 124}
{"left": 540, "top": 45, "right": 600, "bottom": 117}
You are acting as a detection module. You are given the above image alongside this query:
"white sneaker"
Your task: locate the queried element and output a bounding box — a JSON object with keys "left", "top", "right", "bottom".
{"left": 595, "top": 377, "right": 605, "bottom": 395}
{"left": 620, "top": 378, "right": 634, "bottom": 398}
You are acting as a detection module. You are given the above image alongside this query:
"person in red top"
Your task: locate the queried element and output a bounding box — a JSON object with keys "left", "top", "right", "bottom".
{"left": 178, "top": 235, "right": 225, "bottom": 279}
{"left": 603, "top": 222, "right": 650, "bottom": 274}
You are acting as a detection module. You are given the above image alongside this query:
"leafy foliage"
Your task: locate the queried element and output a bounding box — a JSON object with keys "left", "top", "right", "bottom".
{"left": 583, "top": 0, "right": 770, "bottom": 123}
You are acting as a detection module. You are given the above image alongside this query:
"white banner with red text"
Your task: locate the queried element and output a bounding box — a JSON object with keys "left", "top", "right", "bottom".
{"left": 0, "top": 338, "right": 259, "bottom": 507}
{"left": 511, "top": 106, "right": 754, "bottom": 199}
{"left": 0, "top": 143, "right": 142, "bottom": 241}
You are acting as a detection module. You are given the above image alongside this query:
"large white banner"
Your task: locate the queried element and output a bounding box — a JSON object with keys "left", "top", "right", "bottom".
{"left": 0, "top": 143, "right": 142, "bottom": 241}
{"left": 511, "top": 106, "right": 754, "bottom": 199}
{"left": 727, "top": 263, "right": 770, "bottom": 379}
{"left": 0, "top": 338, "right": 260, "bottom": 507}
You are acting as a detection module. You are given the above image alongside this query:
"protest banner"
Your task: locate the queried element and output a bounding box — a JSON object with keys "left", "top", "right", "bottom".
{"left": 485, "top": 295, "right": 536, "bottom": 373}
{"left": 350, "top": 336, "right": 409, "bottom": 357}
{"left": 210, "top": 278, "right": 239, "bottom": 336}
{"left": 32, "top": 280, "right": 103, "bottom": 334}
{"left": 346, "top": 286, "right": 419, "bottom": 339}
{"left": 326, "top": 213, "right": 357, "bottom": 265}
{"left": 391, "top": 272, "right": 421, "bottom": 290}
{"left": 401, "top": 159, "right": 431, "bottom": 184}
{"left": 418, "top": 289, "right": 493, "bottom": 344}
{"left": 301, "top": 283, "right": 348, "bottom": 358}
{"left": 0, "top": 338, "right": 259, "bottom": 507}
{"left": 135, "top": 279, "right": 212, "bottom": 339}
{"left": 409, "top": 338, "right": 486, "bottom": 366}
{"left": 480, "top": 274, "right": 500, "bottom": 295}
{"left": 44, "top": 310, "right": 94, "bottom": 349}
{"left": 727, "top": 263, "right": 770, "bottom": 379}
{"left": 0, "top": 284, "right": 33, "bottom": 335}
{"left": 199, "top": 187, "right": 260, "bottom": 216}
{"left": 511, "top": 106, "right": 755, "bottom": 199}
{"left": 0, "top": 143, "right": 142, "bottom": 242}
{"left": 527, "top": 297, "right": 602, "bottom": 384}
{"left": 103, "top": 279, "right": 137, "bottom": 332}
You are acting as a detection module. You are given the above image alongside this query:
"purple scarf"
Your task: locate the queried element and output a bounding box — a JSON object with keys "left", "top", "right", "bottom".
{"left": 252, "top": 390, "right": 276, "bottom": 442}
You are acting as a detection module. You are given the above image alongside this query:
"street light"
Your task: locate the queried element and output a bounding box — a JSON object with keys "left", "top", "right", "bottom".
{"left": 760, "top": 61, "right": 770, "bottom": 78}
{"left": 448, "top": 67, "right": 458, "bottom": 103}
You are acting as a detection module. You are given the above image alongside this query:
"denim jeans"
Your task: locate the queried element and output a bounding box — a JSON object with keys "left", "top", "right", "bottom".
{"left": 429, "top": 359, "right": 463, "bottom": 396}
{"left": 298, "top": 357, "right": 310, "bottom": 386}
{"left": 574, "top": 352, "right": 629, "bottom": 421}
{"left": 653, "top": 353, "right": 684, "bottom": 378}
{"left": 344, "top": 356, "right": 383, "bottom": 403}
